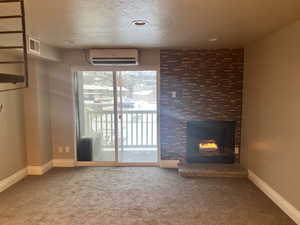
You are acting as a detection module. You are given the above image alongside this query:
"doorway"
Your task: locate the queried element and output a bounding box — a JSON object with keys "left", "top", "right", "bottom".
{"left": 75, "top": 70, "right": 158, "bottom": 164}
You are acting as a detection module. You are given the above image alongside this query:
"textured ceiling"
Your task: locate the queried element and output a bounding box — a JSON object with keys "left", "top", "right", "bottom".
{"left": 0, "top": 0, "right": 300, "bottom": 49}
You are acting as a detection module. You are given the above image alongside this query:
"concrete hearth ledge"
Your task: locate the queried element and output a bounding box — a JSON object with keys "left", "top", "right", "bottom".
{"left": 178, "top": 162, "right": 248, "bottom": 178}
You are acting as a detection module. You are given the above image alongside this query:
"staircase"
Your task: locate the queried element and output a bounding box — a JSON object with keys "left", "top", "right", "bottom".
{"left": 0, "top": 0, "right": 28, "bottom": 91}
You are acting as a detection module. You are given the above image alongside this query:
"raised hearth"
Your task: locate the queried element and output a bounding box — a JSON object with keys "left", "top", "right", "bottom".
{"left": 178, "top": 162, "right": 248, "bottom": 178}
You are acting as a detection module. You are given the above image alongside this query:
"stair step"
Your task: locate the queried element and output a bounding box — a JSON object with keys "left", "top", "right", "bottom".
{"left": 0, "top": 73, "right": 24, "bottom": 83}
{"left": 0, "top": 15, "right": 22, "bottom": 19}
{"left": 0, "top": 30, "right": 23, "bottom": 34}
{"left": 0, "top": 0, "right": 21, "bottom": 3}
{"left": 0, "top": 46, "right": 23, "bottom": 49}
{"left": 0, "top": 61, "right": 24, "bottom": 64}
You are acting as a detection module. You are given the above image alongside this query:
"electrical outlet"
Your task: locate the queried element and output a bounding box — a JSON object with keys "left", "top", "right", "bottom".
{"left": 172, "top": 91, "right": 176, "bottom": 98}
{"left": 58, "top": 146, "right": 63, "bottom": 153}
{"left": 65, "top": 146, "right": 70, "bottom": 153}
{"left": 235, "top": 147, "right": 239, "bottom": 154}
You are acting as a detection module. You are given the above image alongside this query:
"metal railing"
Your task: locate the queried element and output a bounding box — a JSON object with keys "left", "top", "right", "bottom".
{"left": 85, "top": 110, "right": 157, "bottom": 148}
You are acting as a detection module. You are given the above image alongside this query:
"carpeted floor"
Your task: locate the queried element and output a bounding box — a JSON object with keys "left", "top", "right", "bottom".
{"left": 0, "top": 167, "right": 296, "bottom": 225}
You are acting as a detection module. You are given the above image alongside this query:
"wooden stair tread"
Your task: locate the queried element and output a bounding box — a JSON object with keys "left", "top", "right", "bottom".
{"left": 0, "top": 0, "right": 21, "bottom": 3}
{"left": 0, "top": 15, "right": 22, "bottom": 19}
{"left": 0, "top": 46, "right": 23, "bottom": 49}
{"left": 0, "top": 73, "right": 24, "bottom": 83}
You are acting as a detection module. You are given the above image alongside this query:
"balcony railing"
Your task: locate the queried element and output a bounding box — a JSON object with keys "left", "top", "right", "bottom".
{"left": 85, "top": 110, "right": 157, "bottom": 148}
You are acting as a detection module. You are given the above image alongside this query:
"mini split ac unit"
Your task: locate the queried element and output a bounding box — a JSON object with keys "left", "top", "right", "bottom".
{"left": 88, "top": 49, "right": 139, "bottom": 66}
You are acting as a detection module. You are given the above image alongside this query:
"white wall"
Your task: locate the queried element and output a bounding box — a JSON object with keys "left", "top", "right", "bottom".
{"left": 242, "top": 20, "right": 300, "bottom": 210}
{"left": 48, "top": 49, "right": 160, "bottom": 160}
{"left": 0, "top": 53, "right": 26, "bottom": 180}
{"left": 24, "top": 59, "right": 53, "bottom": 166}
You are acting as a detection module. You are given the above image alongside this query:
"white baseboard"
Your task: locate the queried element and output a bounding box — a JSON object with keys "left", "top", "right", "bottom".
{"left": 159, "top": 160, "right": 179, "bottom": 168}
{"left": 27, "top": 160, "right": 53, "bottom": 175}
{"left": 53, "top": 159, "right": 75, "bottom": 167}
{"left": 248, "top": 170, "right": 300, "bottom": 224}
{"left": 75, "top": 161, "right": 158, "bottom": 167}
{"left": 0, "top": 168, "right": 27, "bottom": 193}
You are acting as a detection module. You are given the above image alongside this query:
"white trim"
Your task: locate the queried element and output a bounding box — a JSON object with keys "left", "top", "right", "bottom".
{"left": 248, "top": 170, "right": 300, "bottom": 224}
{"left": 53, "top": 159, "right": 75, "bottom": 167}
{"left": 0, "top": 168, "right": 27, "bottom": 193}
{"left": 71, "top": 65, "right": 160, "bottom": 73}
{"left": 73, "top": 67, "right": 161, "bottom": 165}
{"left": 27, "top": 160, "right": 53, "bottom": 175}
{"left": 159, "top": 160, "right": 179, "bottom": 168}
{"left": 156, "top": 69, "right": 161, "bottom": 164}
{"left": 27, "top": 166, "right": 43, "bottom": 175}
{"left": 75, "top": 161, "right": 158, "bottom": 167}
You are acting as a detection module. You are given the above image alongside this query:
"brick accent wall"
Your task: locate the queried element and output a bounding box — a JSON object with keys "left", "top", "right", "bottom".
{"left": 160, "top": 49, "right": 244, "bottom": 160}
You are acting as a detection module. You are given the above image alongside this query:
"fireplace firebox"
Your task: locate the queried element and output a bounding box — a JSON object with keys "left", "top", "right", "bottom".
{"left": 186, "top": 120, "right": 236, "bottom": 164}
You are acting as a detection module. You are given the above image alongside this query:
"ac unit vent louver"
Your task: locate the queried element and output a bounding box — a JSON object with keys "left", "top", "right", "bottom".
{"left": 88, "top": 49, "right": 139, "bottom": 66}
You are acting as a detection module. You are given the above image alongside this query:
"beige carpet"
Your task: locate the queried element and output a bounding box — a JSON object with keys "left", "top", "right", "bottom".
{"left": 0, "top": 167, "right": 296, "bottom": 225}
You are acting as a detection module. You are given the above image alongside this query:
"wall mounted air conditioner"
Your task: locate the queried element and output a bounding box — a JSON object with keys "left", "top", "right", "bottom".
{"left": 88, "top": 49, "right": 139, "bottom": 66}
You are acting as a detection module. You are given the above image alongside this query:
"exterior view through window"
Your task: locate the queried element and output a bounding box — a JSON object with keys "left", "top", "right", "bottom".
{"left": 76, "top": 70, "right": 158, "bottom": 163}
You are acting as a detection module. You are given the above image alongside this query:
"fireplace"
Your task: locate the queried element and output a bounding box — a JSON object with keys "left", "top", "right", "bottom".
{"left": 199, "top": 139, "right": 218, "bottom": 152}
{"left": 186, "top": 120, "right": 236, "bottom": 164}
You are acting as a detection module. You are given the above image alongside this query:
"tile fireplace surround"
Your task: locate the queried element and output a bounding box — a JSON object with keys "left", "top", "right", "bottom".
{"left": 160, "top": 49, "right": 244, "bottom": 160}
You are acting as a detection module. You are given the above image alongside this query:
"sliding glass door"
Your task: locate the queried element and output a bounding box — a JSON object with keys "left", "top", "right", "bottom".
{"left": 117, "top": 71, "right": 158, "bottom": 163}
{"left": 77, "top": 71, "right": 116, "bottom": 162}
{"left": 76, "top": 70, "right": 158, "bottom": 164}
